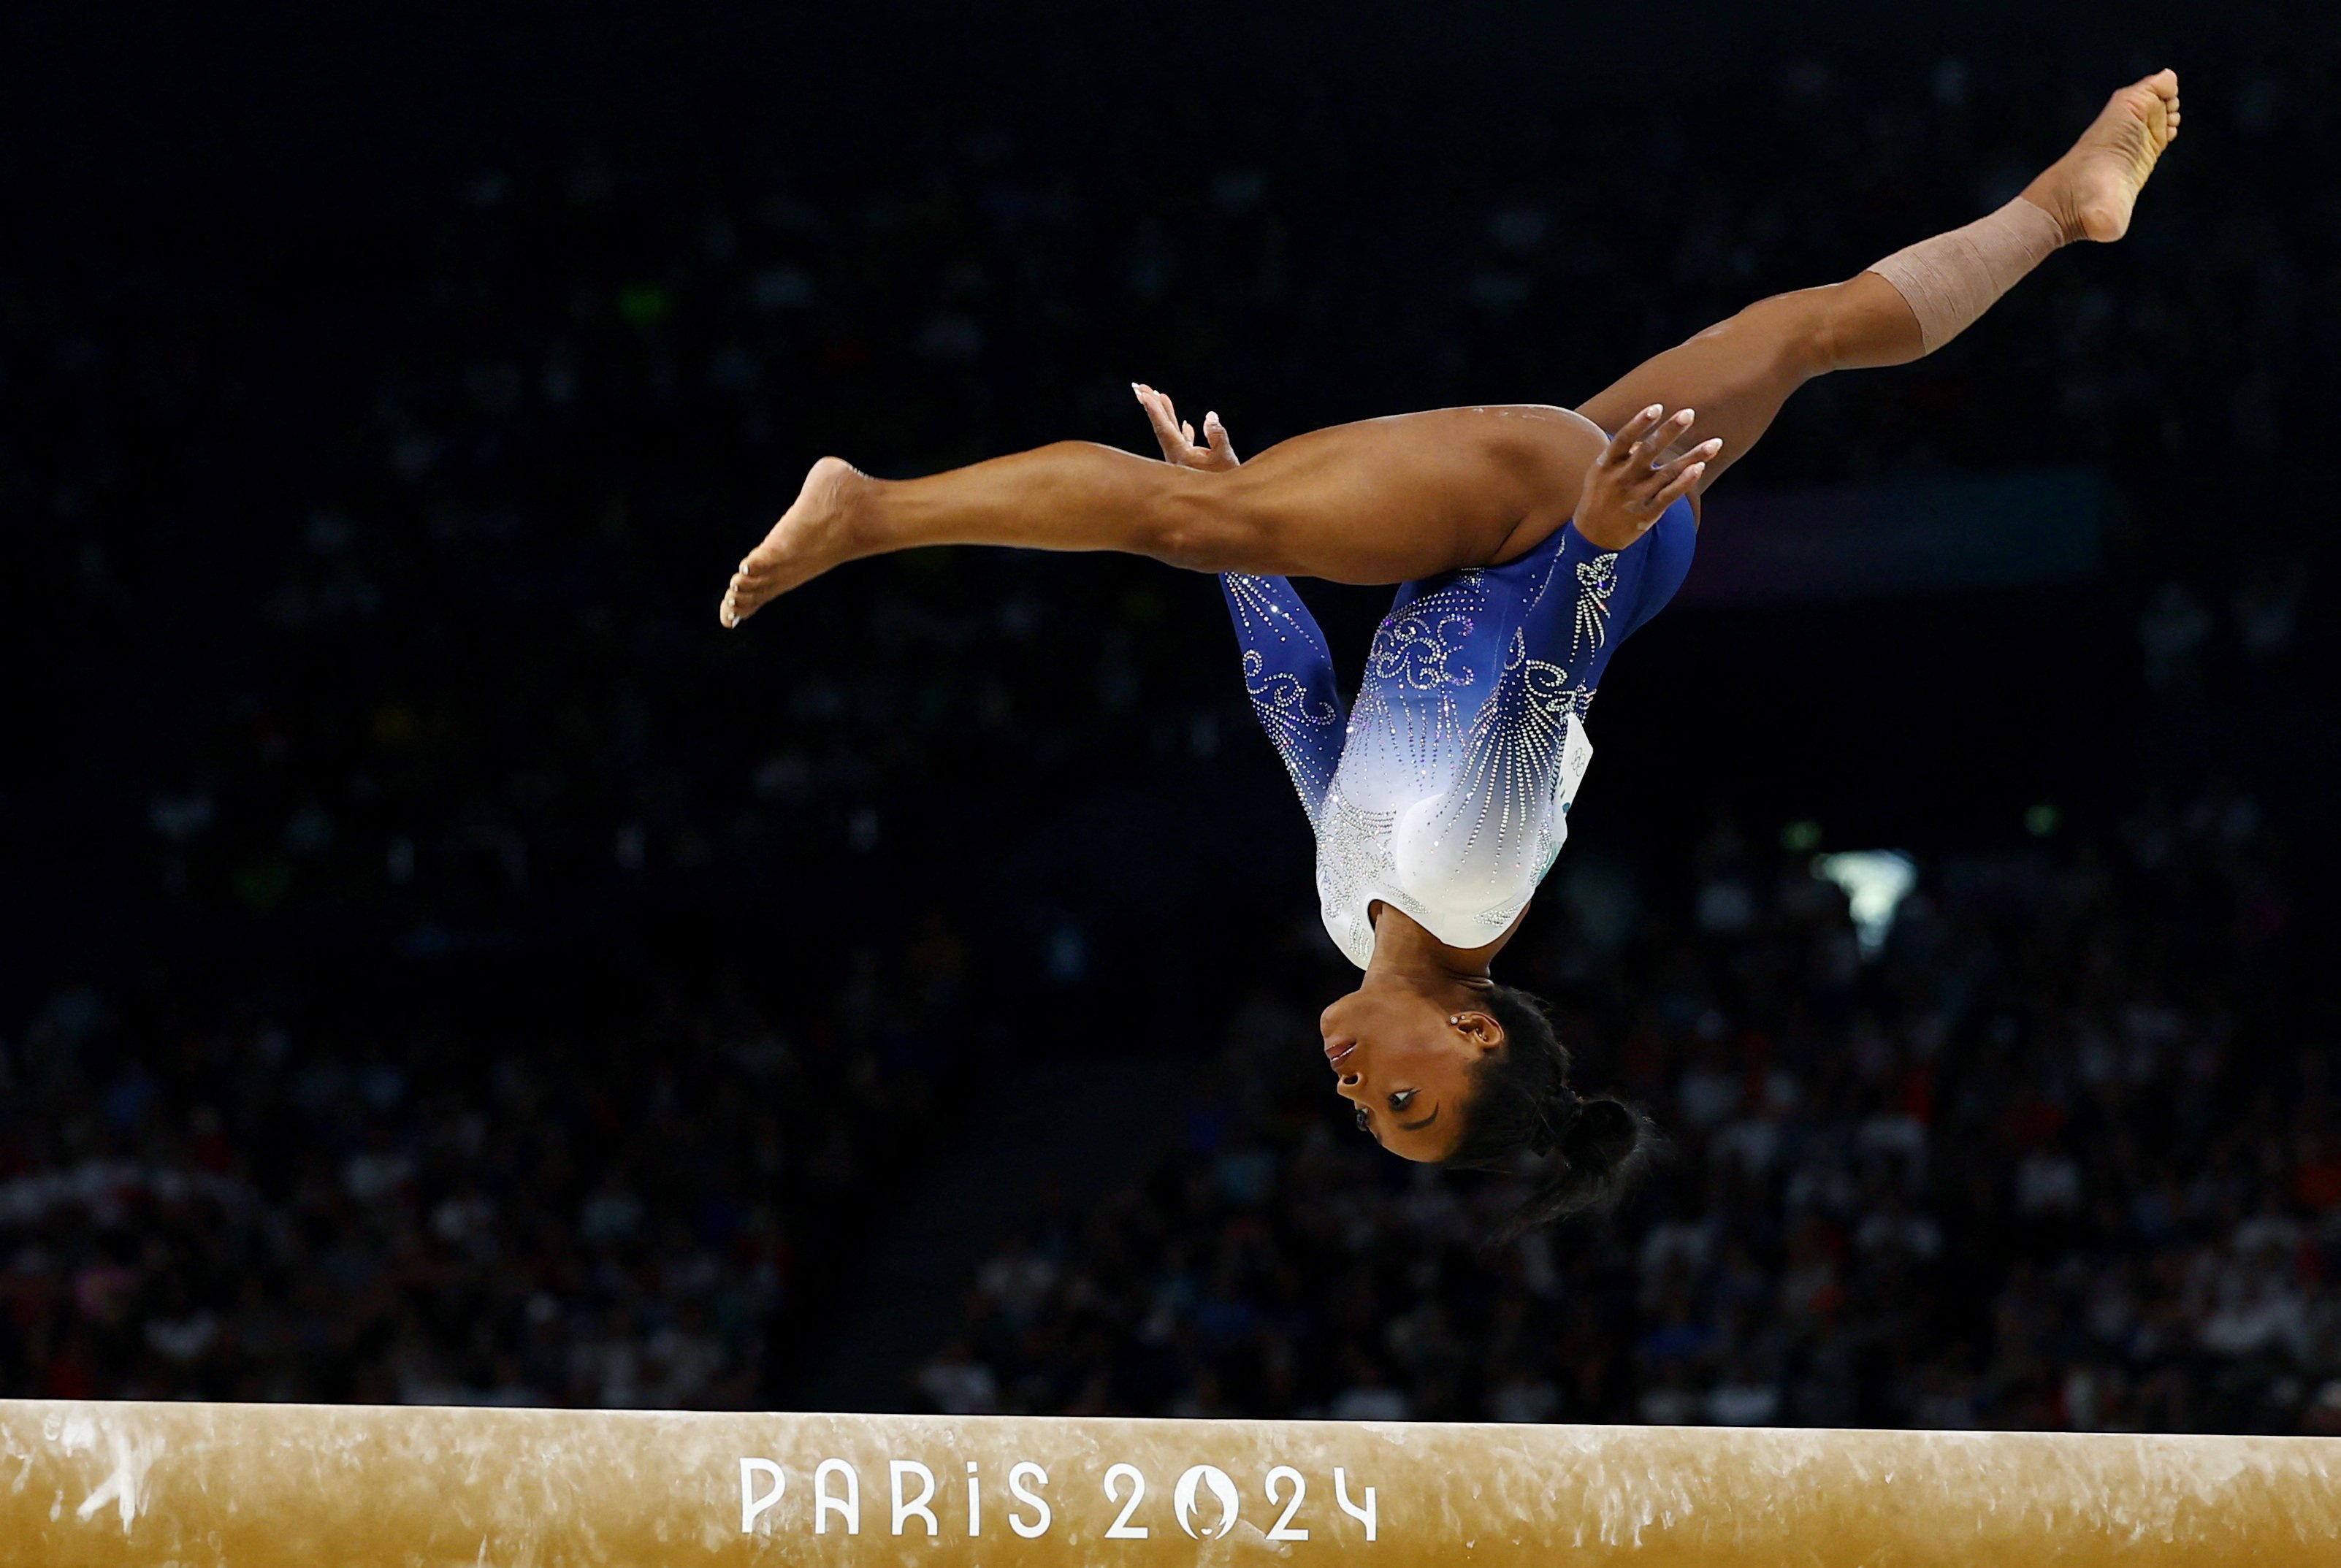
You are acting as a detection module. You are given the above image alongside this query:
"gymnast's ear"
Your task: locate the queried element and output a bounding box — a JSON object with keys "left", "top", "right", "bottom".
{"left": 1448, "top": 1010, "right": 1505, "bottom": 1053}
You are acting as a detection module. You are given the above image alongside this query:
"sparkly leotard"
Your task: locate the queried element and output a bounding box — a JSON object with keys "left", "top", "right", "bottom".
{"left": 1222, "top": 498, "right": 1696, "bottom": 968}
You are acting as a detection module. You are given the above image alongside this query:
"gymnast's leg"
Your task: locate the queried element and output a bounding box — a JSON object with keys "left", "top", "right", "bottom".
{"left": 722, "top": 72, "right": 2179, "bottom": 627}
{"left": 1575, "top": 70, "right": 2180, "bottom": 502}
{"left": 719, "top": 400, "right": 1612, "bottom": 624}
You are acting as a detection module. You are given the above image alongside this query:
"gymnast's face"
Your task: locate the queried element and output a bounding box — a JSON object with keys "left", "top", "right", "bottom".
{"left": 1319, "top": 986, "right": 1503, "bottom": 1163}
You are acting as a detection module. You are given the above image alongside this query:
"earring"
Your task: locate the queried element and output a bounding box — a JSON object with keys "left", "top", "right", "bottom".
{"left": 1450, "top": 1015, "right": 1463, "bottom": 1026}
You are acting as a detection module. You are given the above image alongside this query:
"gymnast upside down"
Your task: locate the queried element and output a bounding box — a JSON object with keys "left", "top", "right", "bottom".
{"left": 722, "top": 73, "right": 2179, "bottom": 1230}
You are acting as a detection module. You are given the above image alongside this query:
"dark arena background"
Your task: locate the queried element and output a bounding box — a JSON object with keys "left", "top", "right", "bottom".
{"left": 6, "top": 0, "right": 2340, "bottom": 1472}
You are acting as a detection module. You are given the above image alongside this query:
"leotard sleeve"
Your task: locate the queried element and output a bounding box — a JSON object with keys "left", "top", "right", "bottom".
{"left": 1220, "top": 573, "right": 1348, "bottom": 828}
{"left": 1609, "top": 498, "right": 1697, "bottom": 646}
{"left": 1524, "top": 498, "right": 1699, "bottom": 689}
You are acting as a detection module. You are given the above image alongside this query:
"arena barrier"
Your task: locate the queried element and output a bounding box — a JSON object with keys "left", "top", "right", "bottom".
{"left": 4, "top": 1399, "right": 2339, "bottom": 1566}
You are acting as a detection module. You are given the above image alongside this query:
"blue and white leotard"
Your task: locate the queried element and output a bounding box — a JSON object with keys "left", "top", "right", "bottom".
{"left": 1222, "top": 497, "right": 1697, "bottom": 968}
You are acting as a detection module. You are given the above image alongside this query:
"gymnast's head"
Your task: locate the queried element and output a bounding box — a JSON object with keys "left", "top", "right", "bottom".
{"left": 1321, "top": 979, "right": 1655, "bottom": 1230}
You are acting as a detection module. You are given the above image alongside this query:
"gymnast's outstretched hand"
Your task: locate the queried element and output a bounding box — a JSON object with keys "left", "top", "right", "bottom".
{"left": 1133, "top": 383, "right": 1240, "bottom": 470}
{"left": 1574, "top": 405, "right": 1720, "bottom": 552}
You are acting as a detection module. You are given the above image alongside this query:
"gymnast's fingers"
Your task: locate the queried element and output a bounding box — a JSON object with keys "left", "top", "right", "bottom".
{"left": 1642, "top": 437, "right": 1723, "bottom": 494}
{"left": 1605, "top": 405, "right": 1665, "bottom": 467}
{"left": 1132, "top": 383, "right": 1190, "bottom": 458}
{"left": 1204, "top": 411, "right": 1240, "bottom": 465}
{"left": 1631, "top": 408, "right": 1697, "bottom": 468}
{"left": 1134, "top": 383, "right": 1176, "bottom": 432}
{"left": 1646, "top": 459, "right": 1708, "bottom": 513}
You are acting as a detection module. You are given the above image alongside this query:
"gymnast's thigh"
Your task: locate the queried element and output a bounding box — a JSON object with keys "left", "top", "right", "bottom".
{"left": 1226, "top": 404, "right": 1608, "bottom": 584}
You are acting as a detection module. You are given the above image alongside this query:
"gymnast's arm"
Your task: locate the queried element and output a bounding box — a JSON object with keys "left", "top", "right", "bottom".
{"left": 1134, "top": 386, "right": 1348, "bottom": 826}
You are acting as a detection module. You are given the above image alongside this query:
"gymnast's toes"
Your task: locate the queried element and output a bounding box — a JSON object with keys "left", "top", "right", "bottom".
{"left": 2032, "top": 70, "right": 2180, "bottom": 245}
{"left": 722, "top": 457, "right": 867, "bottom": 625}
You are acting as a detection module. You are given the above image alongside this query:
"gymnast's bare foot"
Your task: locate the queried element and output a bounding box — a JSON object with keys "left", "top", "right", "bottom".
{"left": 2023, "top": 69, "right": 2182, "bottom": 245}
{"left": 720, "top": 456, "right": 868, "bottom": 627}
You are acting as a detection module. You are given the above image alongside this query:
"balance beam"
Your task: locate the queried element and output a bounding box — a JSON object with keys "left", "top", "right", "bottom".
{"left": 3, "top": 1400, "right": 2336, "bottom": 1565}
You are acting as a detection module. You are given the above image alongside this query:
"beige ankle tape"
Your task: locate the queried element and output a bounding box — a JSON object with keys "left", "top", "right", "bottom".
{"left": 1865, "top": 196, "right": 2066, "bottom": 354}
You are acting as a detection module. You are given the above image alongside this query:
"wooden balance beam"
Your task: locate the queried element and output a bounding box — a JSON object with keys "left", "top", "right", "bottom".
{"left": 4, "top": 1399, "right": 2337, "bottom": 1564}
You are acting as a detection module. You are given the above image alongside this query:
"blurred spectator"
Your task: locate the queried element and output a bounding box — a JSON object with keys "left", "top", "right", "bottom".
{"left": 925, "top": 792, "right": 2334, "bottom": 1434}
{"left": 0, "top": 940, "right": 963, "bottom": 1406}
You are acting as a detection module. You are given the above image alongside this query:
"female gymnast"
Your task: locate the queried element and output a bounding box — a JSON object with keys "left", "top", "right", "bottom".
{"left": 722, "top": 73, "right": 2179, "bottom": 1229}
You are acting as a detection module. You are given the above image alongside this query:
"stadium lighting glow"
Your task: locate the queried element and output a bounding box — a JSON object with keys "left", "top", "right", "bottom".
{"left": 1811, "top": 850, "right": 1917, "bottom": 957}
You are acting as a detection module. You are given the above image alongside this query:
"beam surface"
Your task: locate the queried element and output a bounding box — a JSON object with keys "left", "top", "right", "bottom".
{"left": 3, "top": 1399, "right": 2337, "bottom": 1566}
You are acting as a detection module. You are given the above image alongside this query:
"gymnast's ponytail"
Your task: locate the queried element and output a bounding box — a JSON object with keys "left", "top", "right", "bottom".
{"left": 1442, "top": 983, "right": 1659, "bottom": 1237}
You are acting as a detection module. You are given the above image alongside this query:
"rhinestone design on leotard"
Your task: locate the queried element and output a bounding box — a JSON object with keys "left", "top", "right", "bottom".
{"left": 1220, "top": 503, "right": 1694, "bottom": 969}
{"left": 1222, "top": 573, "right": 1347, "bottom": 828}
{"left": 1340, "top": 569, "right": 1485, "bottom": 812}
{"left": 1573, "top": 551, "right": 1622, "bottom": 657}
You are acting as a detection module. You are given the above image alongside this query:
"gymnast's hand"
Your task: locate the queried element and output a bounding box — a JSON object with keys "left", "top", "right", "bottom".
{"left": 1574, "top": 404, "right": 1719, "bottom": 551}
{"left": 1132, "top": 383, "right": 1240, "bottom": 470}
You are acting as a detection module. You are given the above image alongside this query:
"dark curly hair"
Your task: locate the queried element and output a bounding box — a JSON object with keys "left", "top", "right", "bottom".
{"left": 1440, "top": 983, "right": 1658, "bottom": 1236}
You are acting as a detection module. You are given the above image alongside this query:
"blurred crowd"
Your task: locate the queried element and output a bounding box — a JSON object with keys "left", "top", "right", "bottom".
{"left": 5, "top": 9, "right": 2335, "bottom": 1417}
{"left": 0, "top": 934, "right": 972, "bottom": 1405}
{"left": 925, "top": 789, "right": 2337, "bottom": 1434}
